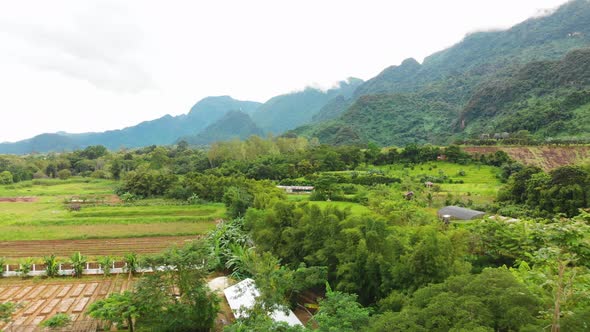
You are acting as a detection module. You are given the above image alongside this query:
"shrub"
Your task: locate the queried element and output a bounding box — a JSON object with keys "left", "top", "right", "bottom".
{"left": 187, "top": 193, "right": 203, "bottom": 205}
{"left": 57, "top": 169, "right": 72, "bottom": 180}
{"left": 40, "top": 313, "right": 71, "bottom": 328}
{"left": 120, "top": 192, "right": 137, "bottom": 203}
{"left": 19, "top": 258, "right": 34, "bottom": 278}
{"left": 0, "top": 171, "right": 13, "bottom": 184}
{"left": 67, "top": 203, "right": 82, "bottom": 211}
{"left": 0, "top": 257, "right": 5, "bottom": 277}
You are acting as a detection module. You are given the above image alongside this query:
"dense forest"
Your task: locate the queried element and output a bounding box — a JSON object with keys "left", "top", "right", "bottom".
{"left": 1, "top": 137, "right": 589, "bottom": 331}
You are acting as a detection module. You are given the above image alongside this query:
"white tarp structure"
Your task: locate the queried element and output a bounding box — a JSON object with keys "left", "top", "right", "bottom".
{"left": 223, "top": 278, "right": 303, "bottom": 327}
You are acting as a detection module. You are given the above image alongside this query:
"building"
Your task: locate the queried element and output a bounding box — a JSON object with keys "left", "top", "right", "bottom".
{"left": 223, "top": 278, "right": 303, "bottom": 327}
{"left": 277, "top": 185, "right": 314, "bottom": 194}
{"left": 437, "top": 206, "right": 485, "bottom": 221}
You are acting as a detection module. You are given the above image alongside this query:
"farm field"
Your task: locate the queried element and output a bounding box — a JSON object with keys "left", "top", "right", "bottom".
{"left": 0, "top": 235, "right": 200, "bottom": 260}
{"left": 0, "top": 275, "right": 134, "bottom": 331}
{"left": 286, "top": 195, "right": 375, "bottom": 215}
{"left": 377, "top": 161, "right": 502, "bottom": 205}
{"left": 0, "top": 178, "right": 224, "bottom": 259}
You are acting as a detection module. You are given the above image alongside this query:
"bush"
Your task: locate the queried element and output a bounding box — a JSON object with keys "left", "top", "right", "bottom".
{"left": 120, "top": 192, "right": 137, "bottom": 203}
{"left": 57, "top": 169, "right": 72, "bottom": 180}
{"left": 0, "top": 257, "right": 5, "bottom": 277}
{"left": 67, "top": 203, "right": 82, "bottom": 211}
{"left": 0, "top": 171, "right": 13, "bottom": 184}
{"left": 40, "top": 313, "right": 71, "bottom": 328}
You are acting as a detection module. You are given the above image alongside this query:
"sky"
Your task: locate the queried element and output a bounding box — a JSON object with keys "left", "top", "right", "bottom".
{"left": 0, "top": 0, "right": 571, "bottom": 143}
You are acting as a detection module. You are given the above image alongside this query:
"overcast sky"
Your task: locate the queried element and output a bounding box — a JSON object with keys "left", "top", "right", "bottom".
{"left": 0, "top": 0, "right": 571, "bottom": 142}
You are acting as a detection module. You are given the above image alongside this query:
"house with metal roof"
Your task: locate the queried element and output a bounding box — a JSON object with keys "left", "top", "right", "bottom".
{"left": 223, "top": 278, "right": 303, "bottom": 327}
{"left": 437, "top": 206, "right": 485, "bottom": 221}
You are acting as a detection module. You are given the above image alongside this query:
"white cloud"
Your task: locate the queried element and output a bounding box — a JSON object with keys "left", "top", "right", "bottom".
{"left": 2, "top": 1, "right": 152, "bottom": 93}
{"left": 0, "top": 0, "right": 572, "bottom": 142}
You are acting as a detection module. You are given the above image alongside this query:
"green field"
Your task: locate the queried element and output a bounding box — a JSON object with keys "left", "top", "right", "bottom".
{"left": 286, "top": 194, "right": 375, "bottom": 215}
{"left": 0, "top": 178, "right": 225, "bottom": 241}
{"left": 377, "top": 162, "right": 502, "bottom": 204}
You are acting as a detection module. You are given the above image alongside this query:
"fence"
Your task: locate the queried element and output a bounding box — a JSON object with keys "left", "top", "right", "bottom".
{"left": 0, "top": 261, "right": 157, "bottom": 278}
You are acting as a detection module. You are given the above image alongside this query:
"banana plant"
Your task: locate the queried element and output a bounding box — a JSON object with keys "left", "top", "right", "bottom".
{"left": 70, "top": 252, "right": 87, "bottom": 278}
{"left": 44, "top": 254, "right": 60, "bottom": 278}
{"left": 98, "top": 256, "right": 114, "bottom": 276}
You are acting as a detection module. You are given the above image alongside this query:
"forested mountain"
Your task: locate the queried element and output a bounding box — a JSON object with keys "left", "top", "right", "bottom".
{"left": 179, "top": 110, "right": 264, "bottom": 145}
{"left": 0, "top": 96, "right": 261, "bottom": 154}
{"left": 297, "top": 0, "right": 590, "bottom": 145}
{"left": 3, "top": 1, "right": 590, "bottom": 153}
{"left": 0, "top": 79, "right": 363, "bottom": 154}
{"left": 460, "top": 48, "right": 590, "bottom": 139}
{"left": 251, "top": 78, "right": 363, "bottom": 133}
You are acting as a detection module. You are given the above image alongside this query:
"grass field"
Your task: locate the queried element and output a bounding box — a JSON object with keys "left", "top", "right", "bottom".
{"left": 286, "top": 194, "right": 374, "bottom": 215}
{"left": 0, "top": 178, "right": 225, "bottom": 242}
{"left": 376, "top": 161, "right": 502, "bottom": 205}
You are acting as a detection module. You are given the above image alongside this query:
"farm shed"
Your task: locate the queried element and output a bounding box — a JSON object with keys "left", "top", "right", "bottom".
{"left": 438, "top": 206, "right": 485, "bottom": 220}
{"left": 223, "top": 278, "right": 303, "bottom": 326}
{"left": 277, "top": 185, "right": 314, "bottom": 193}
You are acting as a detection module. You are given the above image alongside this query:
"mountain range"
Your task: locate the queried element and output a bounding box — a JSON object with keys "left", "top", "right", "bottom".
{"left": 2, "top": 0, "right": 590, "bottom": 154}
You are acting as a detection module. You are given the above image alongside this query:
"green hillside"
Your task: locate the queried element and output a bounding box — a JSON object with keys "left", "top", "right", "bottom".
{"left": 251, "top": 78, "right": 363, "bottom": 133}
{"left": 460, "top": 48, "right": 590, "bottom": 139}
{"left": 180, "top": 110, "right": 264, "bottom": 145}
{"left": 297, "top": 0, "right": 590, "bottom": 146}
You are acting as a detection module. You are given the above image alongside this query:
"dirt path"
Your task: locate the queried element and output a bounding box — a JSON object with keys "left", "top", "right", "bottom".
{"left": 0, "top": 235, "right": 201, "bottom": 259}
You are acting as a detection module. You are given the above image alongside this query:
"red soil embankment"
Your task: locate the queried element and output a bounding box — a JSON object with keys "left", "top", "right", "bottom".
{"left": 463, "top": 146, "right": 590, "bottom": 170}
{"left": 0, "top": 197, "right": 38, "bottom": 202}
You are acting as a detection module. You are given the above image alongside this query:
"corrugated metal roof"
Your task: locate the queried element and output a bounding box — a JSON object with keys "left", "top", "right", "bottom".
{"left": 437, "top": 206, "right": 485, "bottom": 220}
{"left": 223, "top": 278, "right": 303, "bottom": 326}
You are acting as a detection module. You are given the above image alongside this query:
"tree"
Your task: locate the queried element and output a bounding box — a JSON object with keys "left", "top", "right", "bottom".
{"left": 80, "top": 145, "right": 108, "bottom": 160}
{"left": 223, "top": 186, "right": 253, "bottom": 218}
{"left": 314, "top": 285, "right": 370, "bottom": 332}
{"left": 0, "top": 170, "right": 13, "bottom": 184}
{"left": 132, "top": 243, "right": 220, "bottom": 331}
{"left": 57, "top": 169, "right": 72, "bottom": 180}
{"left": 88, "top": 292, "right": 138, "bottom": 332}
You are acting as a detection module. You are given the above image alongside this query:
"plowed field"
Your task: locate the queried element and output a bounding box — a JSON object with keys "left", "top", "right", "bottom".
{"left": 0, "top": 235, "right": 200, "bottom": 260}
{"left": 0, "top": 276, "right": 134, "bottom": 331}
